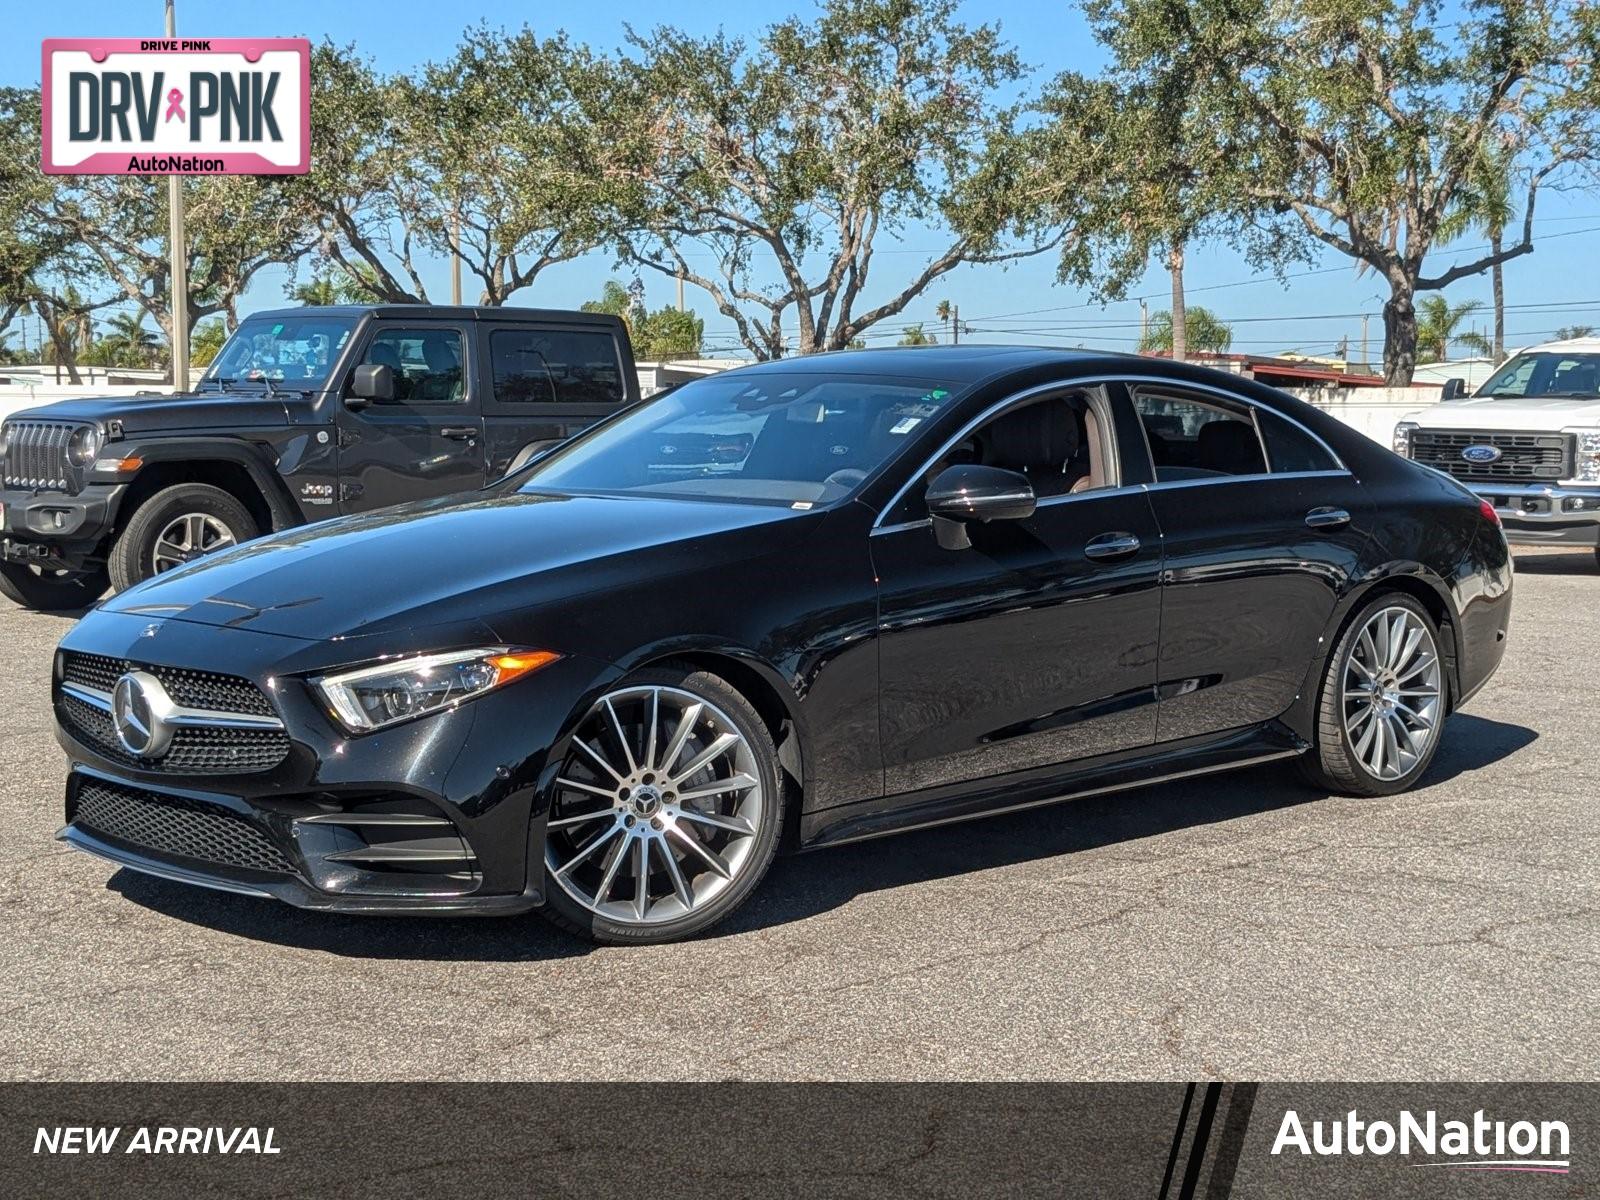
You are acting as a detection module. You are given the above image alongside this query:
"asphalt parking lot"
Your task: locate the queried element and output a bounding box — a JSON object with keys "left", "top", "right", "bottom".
{"left": 1, "top": 547, "right": 1595, "bottom": 1082}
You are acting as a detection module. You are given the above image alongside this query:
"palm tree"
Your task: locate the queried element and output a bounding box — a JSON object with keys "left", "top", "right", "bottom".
{"left": 1450, "top": 144, "right": 1514, "bottom": 360}
{"left": 1556, "top": 325, "right": 1596, "bottom": 340}
{"left": 1415, "top": 296, "right": 1492, "bottom": 363}
{"left": 99, "top": 310, "right": 159, "bottom": 368}
{"left": 291, "top": 277, "right": 342, "bottom": 306}
{"left": 898, "top": 323, "right": 937, "bottom": 346}
{"left": 1139, "top": 305, "right": 1232, "bottom": 354}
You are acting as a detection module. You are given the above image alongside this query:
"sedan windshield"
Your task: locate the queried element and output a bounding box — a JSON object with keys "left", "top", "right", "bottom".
{"left": 199, "top": 314, "right": 357, "bottom": 391}
{"left": 1476, "top": 351, "right": 1600, "bottom": 399}
{"left": 518, "top": 372, "right": 960, "bottom": 506}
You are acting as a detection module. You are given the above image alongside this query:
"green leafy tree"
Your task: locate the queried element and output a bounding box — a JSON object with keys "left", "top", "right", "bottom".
{"left": 1138, "top": 307, "right": 1233, "bottom": 354}
{"left": 1062, "top": 0, "right": 1600, "bottom": 384}
{"left": 898, "top": 323, "right": 937, "bottom": 346}
{"left": 607, "top": 0, "right": 1061, "bottom": 359}
{"left": 290, "top": 277, "right": 343, "bottom": 307}
{"left": 1556, "top": 325, "right": 1596, "bottom": 340}
{"left": 1416, "top": 297, "right": 1491, "bottom": 363}
{"left": 190, "top": 319, "right": 228, "bottom": 367}
{"left": 1447, "top": 142, "right": 1517, "bottom": 360}
{"left": 581, "top": 280, "right": 703, "bottom": 359}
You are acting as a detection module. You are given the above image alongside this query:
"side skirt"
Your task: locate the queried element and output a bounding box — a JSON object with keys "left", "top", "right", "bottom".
{"left": 800, "top": 724, "right": 1307, "bottom": 850}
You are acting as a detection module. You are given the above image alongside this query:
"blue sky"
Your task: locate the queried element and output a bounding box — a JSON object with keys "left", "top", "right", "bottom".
{"left": 9, "top": 0, "right": 1600, "bottom": 360}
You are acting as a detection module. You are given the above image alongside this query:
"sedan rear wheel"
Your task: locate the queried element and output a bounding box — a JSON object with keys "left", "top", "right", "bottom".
{"left": 539, "top": 668, "right": 784, "bottom": 944}
{"left": 1301, "top": 593, "right": 1446, "bottom": 796}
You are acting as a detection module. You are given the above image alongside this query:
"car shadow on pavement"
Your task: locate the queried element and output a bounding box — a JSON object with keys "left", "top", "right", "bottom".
{"left": 1512, "top": 549, "right": 1598, "bottom": 575}
{"left": 107, "top": 712, "right": 1537, "bottom": 956}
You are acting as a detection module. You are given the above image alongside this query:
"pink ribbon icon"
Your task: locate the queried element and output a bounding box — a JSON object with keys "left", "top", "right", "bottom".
{"left": 164, "top": 88, "right": 185, "bottom": 123}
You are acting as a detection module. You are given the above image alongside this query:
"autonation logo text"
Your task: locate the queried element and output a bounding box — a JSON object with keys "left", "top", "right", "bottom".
{"left": 1272, "top": 1108, "right": 1571, "bottom": 1175}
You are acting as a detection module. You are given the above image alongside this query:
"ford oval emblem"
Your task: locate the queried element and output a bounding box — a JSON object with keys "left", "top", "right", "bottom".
{"left": 1461, "top": 444, "right": 1503, "bottom": 464}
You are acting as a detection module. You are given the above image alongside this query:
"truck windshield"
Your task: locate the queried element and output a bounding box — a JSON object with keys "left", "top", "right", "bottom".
{"left": 1476, "top": 351, "right": 1600, "bottom": 399}
{"left": 199, "top": 315, "right": 357, "bottom": 391}
{"left": 516, "top": 371, "right": 961, "bottom": 507}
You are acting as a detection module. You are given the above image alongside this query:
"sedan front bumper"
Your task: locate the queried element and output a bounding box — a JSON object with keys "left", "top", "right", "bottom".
{"left": 1468, "top": 482, "right": 1600, "bottom": 546}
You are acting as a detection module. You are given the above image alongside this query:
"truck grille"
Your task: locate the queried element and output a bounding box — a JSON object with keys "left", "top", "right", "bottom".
{"left": 56, "top": 651, "right": 289, "bottom": 775}
{"left": 70, "top": 777, "right": 294, "bottom": 875}
{"left": 1, "top": 421, "right": 78, "bottom": 491}
{"left": 1410, "top": 429, "right": 1575, "bottom": 482}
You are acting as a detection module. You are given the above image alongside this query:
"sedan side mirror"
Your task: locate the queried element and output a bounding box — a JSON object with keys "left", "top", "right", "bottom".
{"left": 925, "top": 464, "right": 1036, "bottom": 551}
{"left": 1440, "top": 377, "right": 1467, "bottom": 401}
{"left": 348, "top": 363, "right": 395, "bottom": 408}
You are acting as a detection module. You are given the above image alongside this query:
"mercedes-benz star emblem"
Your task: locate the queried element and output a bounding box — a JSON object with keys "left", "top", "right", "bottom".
{"left": 111, "top": 671, "right": 175, "bottom": 759}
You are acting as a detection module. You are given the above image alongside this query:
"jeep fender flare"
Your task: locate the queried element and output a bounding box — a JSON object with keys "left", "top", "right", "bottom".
{"left": 109, "top": 438, "right": 303, "bottom": 530}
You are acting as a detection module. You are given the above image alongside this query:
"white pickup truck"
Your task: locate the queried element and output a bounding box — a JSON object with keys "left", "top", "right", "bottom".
{"left": 1394, "top": 336, "right": 1600, "bottom": 563}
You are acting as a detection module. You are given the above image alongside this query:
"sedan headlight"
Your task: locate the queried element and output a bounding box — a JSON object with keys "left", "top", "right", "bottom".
{"left": 1566, "top": 428, "right": 1600, "bottom": 483}
{"left": 1392, "top": 421, "right": 1418, "bottom": 458}
{"left": 66, "top": 425, "right": 103, "bottom": 467}
{"left": 314, "top": 648, "right": 560, "bottom": 733}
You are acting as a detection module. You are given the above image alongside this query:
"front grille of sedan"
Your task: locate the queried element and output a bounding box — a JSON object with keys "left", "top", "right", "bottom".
{"left": 1, "top": 420, "right": 78, "bottom": 492}
{"left": 1410, "top": 429, "right": 1575, "bottom": 482}
{"left": 70, "top": 777, "right": 294, "bottom": 875}
{"left": 56, "top": 651, "right": 290, "bottom": 775}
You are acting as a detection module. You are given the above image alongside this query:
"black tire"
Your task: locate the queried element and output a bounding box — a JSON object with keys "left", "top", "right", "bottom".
{"left": 1299, "top": 592, "right": 1448, "bottom": 797}
{"left": 0, "top": 561, "right": 109, "bottom": 612}
{"left": 108, "top": 483, "right": 259, "bottom": 592}
{"left": 537, "top": 665, "right": 786, "bottom": 945}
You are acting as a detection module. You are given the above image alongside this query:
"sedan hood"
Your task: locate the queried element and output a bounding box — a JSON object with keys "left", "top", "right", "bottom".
{"left": 103, "top": 490, "right": 816, "bottom": 643}
{"left": 1405, "top": 395, "right": 1600, "bottom": 430}
{"left": 9, "top": 392, "right": 291, "bottom": 433}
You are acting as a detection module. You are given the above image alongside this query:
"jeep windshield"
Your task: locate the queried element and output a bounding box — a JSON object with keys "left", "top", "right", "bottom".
{"left": 515, "top": 371, "right": 960, "bottom": 506}
{"left": 198, "top": 314, "right": 356, "bottom": 392}
{"left": 1476, "top": 351, "right": 1600, "bottom": 399}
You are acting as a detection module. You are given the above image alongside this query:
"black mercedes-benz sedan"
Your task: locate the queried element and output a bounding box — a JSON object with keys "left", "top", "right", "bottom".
{"left": 51, "top": 347, "right": 1513, "bottom": 943}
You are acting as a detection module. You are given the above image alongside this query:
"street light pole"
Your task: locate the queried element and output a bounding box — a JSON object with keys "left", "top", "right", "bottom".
{"left": 164, "top": 0, "right": 190, "bottom": 390}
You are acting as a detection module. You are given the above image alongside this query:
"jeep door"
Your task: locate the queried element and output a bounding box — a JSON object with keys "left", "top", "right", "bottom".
{"left": 479, "top": 324, "right": 634, "bottom": 478}
{"left": 335, "top": 320, "right": 486, "bottom": 512}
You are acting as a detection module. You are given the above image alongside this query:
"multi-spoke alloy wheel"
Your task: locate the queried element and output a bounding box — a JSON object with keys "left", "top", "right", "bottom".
{"left": 151, "top": 513, "right": 238, "bottom": 573}
{"left": 1340, "top": 605, "right": 1442, "bottom": 780}
{"left": 1303, "top": 594, "right": 1447, "bottom": 796}
{"left": 543, "top": 676, "right": 779, "bottom": 939}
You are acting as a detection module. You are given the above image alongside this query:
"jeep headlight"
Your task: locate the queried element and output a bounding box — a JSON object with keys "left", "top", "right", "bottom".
{"left": 313, "top": 648, "right": 560, "bottom": 733}
{"left": 1392, "top": 421, "right": 1418, "bottom": 458}
{"left": 1566, "top": 428, "right": 1600, "bottom": 482}
{"left": 66, "top": 425, "right": 102, "bottom": 467}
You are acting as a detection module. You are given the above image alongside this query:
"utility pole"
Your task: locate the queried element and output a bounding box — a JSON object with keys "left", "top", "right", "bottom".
{"left": 676, "top": 265, "right": 686, "bottom": 313}
{"left": 1360, "top": 314, "right": 1370, "bottom": 372}
{"left": 952, "top": 305, "right": 960, "bottom": 345}
{"left": 1139, "top": 299, "right": 1149, "bottom": 349}
{"left": 450, "top": 208, "right": 462, "bottom": 305}
{"left": 165, "top": 0, "right": 189, "bottom": 392}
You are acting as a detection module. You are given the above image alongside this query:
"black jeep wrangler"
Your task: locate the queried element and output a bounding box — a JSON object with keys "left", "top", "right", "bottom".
{"left": 0, "top": 305, "right": 638, "bottom": 610}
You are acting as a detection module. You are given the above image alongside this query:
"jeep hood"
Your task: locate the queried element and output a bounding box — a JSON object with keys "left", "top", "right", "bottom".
{"left": 9, "top": 392, "right": 292, "bottom": 433}
{"left": 102, "top": 489, "right": 816, "bottom": 643}
{"left": 1404, "top": 394, "right": 1600, "bottom": 430}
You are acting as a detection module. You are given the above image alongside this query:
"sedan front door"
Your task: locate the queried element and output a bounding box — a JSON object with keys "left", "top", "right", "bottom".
{"left": 871, "top": 386, "right": 1164, "bottom": 797}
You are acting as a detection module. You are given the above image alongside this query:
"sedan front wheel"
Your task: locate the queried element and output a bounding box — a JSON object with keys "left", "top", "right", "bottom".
{"left": 539, "top": 667, "right": 785, "bottom": 944}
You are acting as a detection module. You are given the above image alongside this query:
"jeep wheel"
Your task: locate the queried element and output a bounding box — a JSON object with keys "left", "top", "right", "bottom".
{"left": 0, "top": 562, "right": 109, "bottom": 612}
{"left": 109, "top": 483, "right": 260, "bottom": 592}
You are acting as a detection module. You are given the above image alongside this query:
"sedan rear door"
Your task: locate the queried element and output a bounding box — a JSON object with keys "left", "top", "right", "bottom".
{"left": 1125, "top": 380, "right": 1374, "bottom": 744}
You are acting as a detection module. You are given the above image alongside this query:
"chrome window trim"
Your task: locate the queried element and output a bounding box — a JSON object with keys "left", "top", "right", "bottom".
{"left": 871, "top": 372, "right": 1350, "bottom": 531}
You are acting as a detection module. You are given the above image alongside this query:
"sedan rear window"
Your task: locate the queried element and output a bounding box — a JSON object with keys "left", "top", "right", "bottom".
{"left": 516, "top": 372, "right": 960, "bottom": 506}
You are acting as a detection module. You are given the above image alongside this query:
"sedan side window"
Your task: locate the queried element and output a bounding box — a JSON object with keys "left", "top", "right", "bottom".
{"left": 1257, "top": 409, "right": 1341, "bottom": 473}
{"left": 1132, "top": 389, "right": 1267, "bottom": 480}
{"left": 362, "top": 328, "right": 466, "bottom": 405}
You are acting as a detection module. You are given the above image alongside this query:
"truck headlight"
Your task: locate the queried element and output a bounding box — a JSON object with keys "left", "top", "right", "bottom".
{"left": 1393, "top": 422, "right": 1418, "bottom": 458}
{"left": 66, "top": 426, "right": 103, "bottom": 467}
{"left": 0, "top": 423, "right": 10, "bottom": 460}
{"left": 1567, "top": 429, "right": 1600, "bottom": 482}
{"left": 313, "top": 648, "right": 560, "bottom": 733}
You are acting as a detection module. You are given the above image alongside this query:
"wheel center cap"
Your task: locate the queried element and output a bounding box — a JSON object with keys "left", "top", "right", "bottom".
{"left": 629, "top": 785, "right": 663, "bottom": 817}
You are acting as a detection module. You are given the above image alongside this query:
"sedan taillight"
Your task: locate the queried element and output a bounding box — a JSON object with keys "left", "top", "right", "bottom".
{"left": 1479, "top": 498, "right": 1502, "bottom": 528}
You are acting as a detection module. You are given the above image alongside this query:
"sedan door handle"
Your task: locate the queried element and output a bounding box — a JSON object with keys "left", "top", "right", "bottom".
{"left": 1084, "top": 531, "right": 1142, "bottom": 560}
{"left": 440, "top": 426, "right": 478, "bottom": 441}
{"left": 1305, "top": 506, "right": 1351, "bottom": 529}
